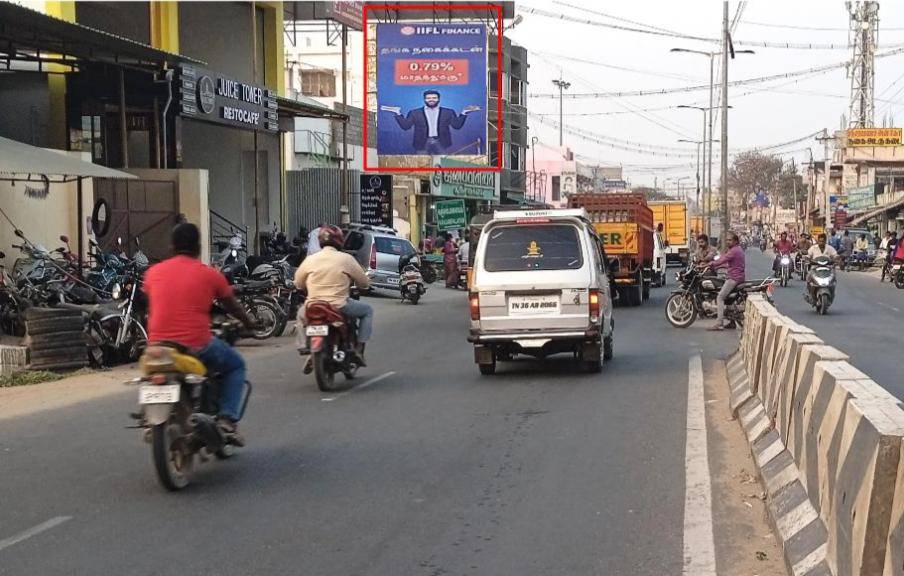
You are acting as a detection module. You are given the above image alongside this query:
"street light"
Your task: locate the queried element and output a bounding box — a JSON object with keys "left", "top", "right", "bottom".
{"left": 677, "top": 103, "right": 730, "bottom": 230}
{"left": 671, "top": 47, "right": 754, "bottom": 234}
{"left": 678, "top": 137, "right": 720, "bottom": 214}
{"left": 552, "top": 77, "right": 571, "bottom": 147}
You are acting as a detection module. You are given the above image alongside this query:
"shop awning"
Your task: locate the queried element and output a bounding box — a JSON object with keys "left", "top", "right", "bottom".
{"left": 0, "top": 2, "right": 204, "bottom": 72}
{"left": 848, "top": 195, "right": 904, "bottom": 226}
{"left": 277, "top": 95, "right": 348, "bottom": 121}
{"left": 0, "top": 136, "right": 136, "bottom": 183}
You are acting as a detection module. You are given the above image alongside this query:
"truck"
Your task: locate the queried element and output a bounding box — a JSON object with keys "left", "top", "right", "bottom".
{"left": 649, "top": 200, "right": 689, "bottom": 265}
{"left": 567, "top": 193, "right": 654, "bottom": 306}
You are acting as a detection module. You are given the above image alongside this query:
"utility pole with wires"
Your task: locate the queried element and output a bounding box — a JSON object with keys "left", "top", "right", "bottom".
{"left": 720, "top": 0, "right": 730, "bottom": 242}
{"left": 847, "top": 1, "right": 879, "bottom": 128}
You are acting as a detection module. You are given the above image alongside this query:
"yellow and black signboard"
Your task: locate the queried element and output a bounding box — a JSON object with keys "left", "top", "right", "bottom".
{"left": 847, "top": 127, "right": 902, "bottom": 147}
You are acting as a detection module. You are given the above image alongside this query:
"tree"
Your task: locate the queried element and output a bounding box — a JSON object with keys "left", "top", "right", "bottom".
{"left": 633, "top": 186, "right": 672, "bottom": 201}
{"left": 728, "top": 151, "right": 803, "bottom": 210}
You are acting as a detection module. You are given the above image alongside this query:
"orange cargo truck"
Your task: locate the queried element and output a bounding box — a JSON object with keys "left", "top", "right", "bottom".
{"left": 568, "top": 193, "right": 654, "bottom": 306}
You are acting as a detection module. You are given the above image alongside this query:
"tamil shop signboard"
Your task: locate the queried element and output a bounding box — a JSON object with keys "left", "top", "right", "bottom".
{"left": 846, "top": 185, "right": 876, "bottom": 211}
{"left": 430, "top": 158, "right": 498, "bottom": 200}
{"left": 846, "top": 127, "right": 902, "bottom": 147}
{"left": 177, "top": 65, "right": 278, "bottom": 133}
{"left": 359, "top": 174, "right": 393, "bottom": 227}
{"left": 435, "top": 199, "right": 467, "bottom": 231}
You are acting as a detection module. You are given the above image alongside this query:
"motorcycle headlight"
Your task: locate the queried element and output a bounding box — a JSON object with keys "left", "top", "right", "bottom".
{"left": 814, "top": 276, "right": 832, "bottom": 286}
{"left": 780, "top": 257, "right": 790, "bottom": 265}
{"left": 111, "top": 282, "right": 122, "bottom": 300}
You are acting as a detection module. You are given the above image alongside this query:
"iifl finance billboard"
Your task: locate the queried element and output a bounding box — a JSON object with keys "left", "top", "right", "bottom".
{"left": 376, "top": 23, "right": 487, "bottom": 159}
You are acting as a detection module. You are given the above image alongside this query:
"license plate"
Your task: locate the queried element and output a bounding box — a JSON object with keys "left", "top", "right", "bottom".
{"left": 306, "top": 325, "right": 329, "bottom": 336}
{"left": 139, "top": 384, "right": 180, "bottom": 404}
{"left": 508, "top": 295, "right": 561, "bottom": 316}
{"left": 387, "top": 277, "right": 400, "bottom": 285}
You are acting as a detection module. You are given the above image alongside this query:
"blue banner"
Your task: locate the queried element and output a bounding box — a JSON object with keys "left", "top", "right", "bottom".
{"left": 376, "top": 23, "right": 487, "bottom": 158}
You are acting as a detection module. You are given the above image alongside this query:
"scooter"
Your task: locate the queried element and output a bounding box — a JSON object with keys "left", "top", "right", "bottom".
{"left": 398, "top": 253, "right": 426, "bottom": 305}
{"left": 803, "top": 255, "right": 837, "bottom": 315}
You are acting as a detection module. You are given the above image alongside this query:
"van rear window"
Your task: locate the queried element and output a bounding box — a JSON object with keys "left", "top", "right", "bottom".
{"left": 483, "top": 224, "right": 583, "bottom": 272}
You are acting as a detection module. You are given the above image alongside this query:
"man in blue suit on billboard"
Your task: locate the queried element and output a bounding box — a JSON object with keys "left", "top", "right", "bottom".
{"left": 383, "top": 90, "right": 481, "bottom": 155}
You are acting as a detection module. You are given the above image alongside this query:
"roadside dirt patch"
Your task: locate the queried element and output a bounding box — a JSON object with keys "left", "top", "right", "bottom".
{"left": 706, "top": 358, "right": 787, "bottom": 576}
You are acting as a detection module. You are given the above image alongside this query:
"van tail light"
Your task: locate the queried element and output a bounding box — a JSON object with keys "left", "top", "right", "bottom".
{"left": 469, "top": 293, "right": 480, "bottom": 321}
{"left": 369, "top": 244, "right": 377, "bottom": 270}
{"left": 589, "top": 289, "right": 601, "bottom": 323}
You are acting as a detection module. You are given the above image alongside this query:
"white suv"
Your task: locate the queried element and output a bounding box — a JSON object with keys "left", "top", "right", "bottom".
{"left": 467, "top": 209, "right": 615, "bottom": 375}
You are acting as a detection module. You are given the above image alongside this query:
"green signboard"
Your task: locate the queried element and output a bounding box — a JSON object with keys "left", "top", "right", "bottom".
{"left": 435, "top": 199, "right": 467, "bottom": 231}
{"left": 430, "top": 158, "right": 499, "bottom": 200}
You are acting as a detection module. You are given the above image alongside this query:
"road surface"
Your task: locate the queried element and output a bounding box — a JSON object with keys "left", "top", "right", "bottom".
{"left": 746, "top": 248, "right": 903, "bottom": 398}
{"left": 0, "top": 285, "right": 786, "bottom": 576}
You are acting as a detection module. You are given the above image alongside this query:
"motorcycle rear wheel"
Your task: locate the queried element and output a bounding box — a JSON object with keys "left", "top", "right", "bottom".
{"left": 665, "top": 293, "right": 697, "bottom": 328}
{"left": 409, "top": 293, "right": 420, "bottom": 305}
{"left": 152, "top": 420, "right": 192, "bottom": 491}
{"left": 312, "top": 351, "right": 338, "bottom": 392}
{"left": 895, "top": 274, "right": 904, "bottom": 290}
{"left": 247, "top": 299, "right": 283, "bottom": 340}
{"left": 817, "top": 294, "right": 830, "bottom": 315}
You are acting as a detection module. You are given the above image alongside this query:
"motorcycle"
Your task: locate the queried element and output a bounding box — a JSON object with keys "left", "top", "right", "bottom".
{"left": 891, "top": 258, "right": 904, "bottom": 290}
{"left": 0, "top": 250, "right": 29, "bottom": 336}
{"left": 777, "top": 252, "right": 793, "bottom": 287}
{"left": 803, "top": 255, "right": 837, "bottom": 315}
{"left": 131, "top": 321, "right": 250, "bottom": 491}
{"left": 303, "top": 290, "right": 362, "bottom": 392}
{"left": 665, "top": 264, "right": 775, "bottom": 329}
{"left": 85, "top": 260, "right": 148, "bottom": 367}
{"left": 399, "top": 253, "right": 426, "bottom": 304}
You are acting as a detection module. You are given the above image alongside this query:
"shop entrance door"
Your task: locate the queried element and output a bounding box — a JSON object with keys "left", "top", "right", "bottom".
{"left": 93, "top": 178, "right": 179, "bottom": 262}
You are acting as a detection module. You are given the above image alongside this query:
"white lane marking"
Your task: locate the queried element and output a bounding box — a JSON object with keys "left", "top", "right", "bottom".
{"left": 683, "top": 355, "right": 717, "bottom": 576}
{"left": 878, "top": 301, "right": 901, "bottom": 313}
{"left": 321, "top": 371, "right": 396, "bottom": 402}
{"left": 0, "top": 516, "right": 72, "bottom": 553}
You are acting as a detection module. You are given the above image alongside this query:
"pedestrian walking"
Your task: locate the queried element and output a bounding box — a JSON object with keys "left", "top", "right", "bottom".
{"left": 442, "top": 232, "right": 459, "bottom": 288}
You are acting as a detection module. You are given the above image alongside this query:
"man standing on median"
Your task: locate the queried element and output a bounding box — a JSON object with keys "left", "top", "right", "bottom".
{"left": 708, "top": 231, "right": 745, "bottom": 331}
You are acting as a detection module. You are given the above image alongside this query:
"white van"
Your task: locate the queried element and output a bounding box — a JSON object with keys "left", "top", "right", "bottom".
{"left": 467, "top": 209, "right": 615, "bottom": 375}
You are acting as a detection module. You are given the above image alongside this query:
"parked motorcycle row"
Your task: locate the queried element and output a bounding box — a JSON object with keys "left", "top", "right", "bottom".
{"left": 0, "top": 229, "right": 153, "bottom": 367}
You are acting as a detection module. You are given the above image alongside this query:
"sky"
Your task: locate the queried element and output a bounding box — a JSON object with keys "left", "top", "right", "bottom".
{"left": 507, "top": 0, "right": 904, "bottom": 190}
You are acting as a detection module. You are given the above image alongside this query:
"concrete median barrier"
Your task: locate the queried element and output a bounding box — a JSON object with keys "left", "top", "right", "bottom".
{"left": 728, "top": 295, "right": 904, "bottom": 576}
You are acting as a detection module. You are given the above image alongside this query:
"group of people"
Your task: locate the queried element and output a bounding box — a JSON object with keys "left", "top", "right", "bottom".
{"left": 421, "top": 231, "right": 471, "bottom": 288}
{"left": 142, "top": 222, "right": 376, "bottom": 442}
{"left": 691, "top": 232, "right": 746, "bottom": 331}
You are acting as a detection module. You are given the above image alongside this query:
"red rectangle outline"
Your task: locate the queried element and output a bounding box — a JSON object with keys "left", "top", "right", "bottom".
{"left": 363, "top": 4, "right": 504, "bottom": 173}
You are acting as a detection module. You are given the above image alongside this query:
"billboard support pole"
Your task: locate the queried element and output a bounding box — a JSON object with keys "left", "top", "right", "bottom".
{"left": 341, "top": 23, "right": 350, "bottom": 225}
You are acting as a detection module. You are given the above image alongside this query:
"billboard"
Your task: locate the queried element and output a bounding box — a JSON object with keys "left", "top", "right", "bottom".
{"left": 847, "top": 127, "right": 902, "bottom": 147}
{"left": 376, "top": 23, "right": 487, "bottom": 159}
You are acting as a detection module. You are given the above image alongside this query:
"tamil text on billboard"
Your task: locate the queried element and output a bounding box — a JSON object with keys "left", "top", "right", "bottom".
{"left": 376, "top": 23, "right": 487, "bottom": 160}
{"left": 847, "top": 127, "right": 902, "bottom": 147}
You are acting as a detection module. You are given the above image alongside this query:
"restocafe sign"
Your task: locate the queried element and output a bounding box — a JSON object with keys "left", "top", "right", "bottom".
{"left": 176, "top": 65, "right": 278, "bottom": 132}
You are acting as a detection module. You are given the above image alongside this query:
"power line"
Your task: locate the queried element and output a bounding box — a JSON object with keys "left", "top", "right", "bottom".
{"left": 532, "top": 50, "right": 705, "bottom": 82}
{"left": 529, "top": 47, "right": 904, "bottom": 99}
{"left": 739, "top": 19, "right": 904, "bottom": 32}
{"left": 521, "top": 4, "right": 901, "bottom": 50}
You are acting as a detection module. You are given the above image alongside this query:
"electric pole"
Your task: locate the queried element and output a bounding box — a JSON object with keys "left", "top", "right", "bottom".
{"left": 720, "top": 0, "right": 729, "bottom": 242}
{"left": 552, "top": 75, "right": 571, "bottom": 147}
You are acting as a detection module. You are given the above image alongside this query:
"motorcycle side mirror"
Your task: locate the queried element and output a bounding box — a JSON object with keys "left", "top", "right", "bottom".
{"left": 134, "top": 236, "right": 141, "bottom": 247}
{"left": 60, "top": 235, "right": 69, "bottom": 244}
{"left": 14, "top": 229, "right": 24, "bottom": 238}
{"left": 0, "top": 251, "right": 5, "bottom": 259}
